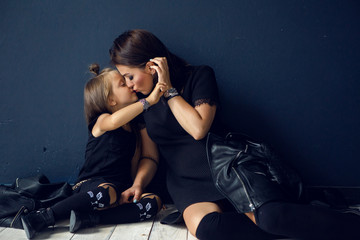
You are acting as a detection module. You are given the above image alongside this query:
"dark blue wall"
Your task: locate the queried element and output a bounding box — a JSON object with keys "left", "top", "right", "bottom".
{"left": 1, "top": 0, "right": 359, "bottom": 186}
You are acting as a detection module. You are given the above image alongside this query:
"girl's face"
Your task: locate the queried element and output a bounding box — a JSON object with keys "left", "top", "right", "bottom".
{"left": 109, "top": 71, "right": 138, "bottom": 110}
{"left": 116, "top": 65, "right": 154, "bottom": 95}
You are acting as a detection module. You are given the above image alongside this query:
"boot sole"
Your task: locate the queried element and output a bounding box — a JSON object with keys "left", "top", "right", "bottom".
{"left": 69, "top": 210, "right": 80, "bottom": 233}
{"left": 21, "top": 217, "right": 35, "bottom": 239}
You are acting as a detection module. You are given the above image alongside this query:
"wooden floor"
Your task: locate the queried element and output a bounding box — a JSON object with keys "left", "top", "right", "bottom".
{"left": 4, "top": 203, "right": 356, "bottom": 240}
{"left": 0, "top": 205, "right": 198, "bottom": 240}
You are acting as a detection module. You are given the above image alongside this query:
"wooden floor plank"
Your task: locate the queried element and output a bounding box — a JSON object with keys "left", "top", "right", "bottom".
{"left": 0, "top": 227, "right": 29, "bottom": 240}
{"left": 187, "top": 231, "right": 198, "bottom": 240}
{"left": 0, "top": 220, "right": 75, "bottom": 240}
{"left": 109, "top": 220, "right": 154, "bottom": 240}
{"left": 149, "top": 205, "right": 188, "bottom": 240}
{"left": 71, "top": 224, "right": 116, "bottom": 240}
{"left": 29, "top": 226, "right": 74, "bottom": 240}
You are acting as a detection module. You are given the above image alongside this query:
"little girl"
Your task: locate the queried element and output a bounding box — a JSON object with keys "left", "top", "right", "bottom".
{"left": 21, "top": 64, "right": 165, "bottom": 239}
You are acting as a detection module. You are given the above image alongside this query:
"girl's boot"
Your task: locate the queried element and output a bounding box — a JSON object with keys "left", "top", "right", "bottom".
{"left": 21, "top": 208, "right": 55, "bottom": 239}
{"left": 69, "top": 210, "right": 99, "bottom": 233}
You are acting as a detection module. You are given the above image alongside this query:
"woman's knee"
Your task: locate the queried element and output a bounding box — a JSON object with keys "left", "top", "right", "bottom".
{"left": 183, "top": 202, "right": 222, "bottom": 237}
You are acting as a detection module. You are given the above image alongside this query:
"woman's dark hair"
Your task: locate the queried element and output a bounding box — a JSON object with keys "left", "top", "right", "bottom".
{"left": 109, "top": 29, "right": 189, "bottom": 90}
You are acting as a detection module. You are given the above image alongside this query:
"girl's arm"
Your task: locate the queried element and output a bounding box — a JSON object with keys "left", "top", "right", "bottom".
{"left": 120, "top": 128, "right": 159, "bottom": 204}
{"left": 92, "top": 82, "right": 165, "bottom": 137}
{"left": 150, "top": 57, "right": 216, "bottom": 140}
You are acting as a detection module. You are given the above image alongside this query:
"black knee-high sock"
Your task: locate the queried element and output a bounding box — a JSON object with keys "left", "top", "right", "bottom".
{"left": 51, "top": 187, "right": 110, "bottom": 221}
{"left": 256, "top": 201, "right": 360, "bottom": 240}
{"left": 195, "top": 212, "right": 279, "bottom": 240}
{"left": 97, "top": 197, "right": 159, "bottom": 224}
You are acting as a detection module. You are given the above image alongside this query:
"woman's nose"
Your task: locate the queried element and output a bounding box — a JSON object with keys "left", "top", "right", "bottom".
{"left": 126, "top": 80, "right": 134, "bottom": 88}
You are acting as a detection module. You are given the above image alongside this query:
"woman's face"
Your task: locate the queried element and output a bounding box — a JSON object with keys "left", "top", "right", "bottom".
{"left": 116, "top": 65, "right": 154, "bottom": 95}
{"left": 110, "top": 71, "right": 138, "bottom": 109}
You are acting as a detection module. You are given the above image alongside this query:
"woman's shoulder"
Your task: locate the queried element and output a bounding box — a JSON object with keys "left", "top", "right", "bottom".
{"left": 181, "top": 65, "right": 219, "bottom": 104}
{"left": 186, "top": 65, "right": 216, "bottom": 85}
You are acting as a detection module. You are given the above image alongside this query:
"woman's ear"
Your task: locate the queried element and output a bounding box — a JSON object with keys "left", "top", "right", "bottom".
{"left": 145, "top": 61, "right": 156, "bottom": 75}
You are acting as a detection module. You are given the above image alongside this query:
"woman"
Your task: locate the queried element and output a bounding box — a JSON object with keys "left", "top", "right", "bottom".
{"left": 21, "top": 64, "right": 163, "bottom": 239}
{"left": 109, "top": 29, "right": 360, "bottom": 240}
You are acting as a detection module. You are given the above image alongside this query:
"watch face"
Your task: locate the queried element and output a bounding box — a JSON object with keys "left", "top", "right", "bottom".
{"left": 169, "top": 88, "right": 177, "bottom": 93}
{"left": 165, "top": 88, "right": 178, "bottom": 98}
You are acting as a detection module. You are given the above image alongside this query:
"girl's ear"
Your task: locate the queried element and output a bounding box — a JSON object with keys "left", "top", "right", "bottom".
{"left": 145, "top": 61, "right": 156, "bottom": 75}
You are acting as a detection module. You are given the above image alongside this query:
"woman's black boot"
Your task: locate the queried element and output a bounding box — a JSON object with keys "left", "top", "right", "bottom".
{"left": 21, "top": 208, "right": 55, "bottom": 239}
{"left": 69, "top": 210, "right": 99, "bottom": 233}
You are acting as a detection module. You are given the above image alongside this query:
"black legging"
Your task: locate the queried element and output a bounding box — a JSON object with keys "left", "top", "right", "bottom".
{"left": 51, "top": 186, "right": 111, "bottom": 220}
{"left": 51, "top": 178, "right": 159, "bottom": 224}
{"left": 196, "top": 201, "right": 360, "bottom": 240}
{"left": 255, "top": 201, "right": 360, "bottom": 240}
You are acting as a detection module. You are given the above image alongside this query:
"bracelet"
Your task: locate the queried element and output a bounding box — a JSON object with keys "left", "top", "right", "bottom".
{"left": 139, "top": 156, "right": 159, "bottom": 167}
{"left": 164, "top": 87, "right": 179, "bottom": 101}
{"left": 139, "top": 98, "right": 150, "bottom": 112}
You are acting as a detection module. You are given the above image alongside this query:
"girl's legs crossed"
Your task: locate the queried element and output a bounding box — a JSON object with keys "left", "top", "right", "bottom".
{"left": 51, "top": 182, "right": 118, "bottom": 221}
{"left": 21, "top": 181, "right": 119, "bottom": 239}
{"left": 96, "top": 193, "right": 162, "bottom": 224}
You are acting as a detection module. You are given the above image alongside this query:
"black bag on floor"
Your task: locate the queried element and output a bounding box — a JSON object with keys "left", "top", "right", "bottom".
{"left": 0, "top": 174, "right": 72, "bottom": 228}
{"left": 206, "top": 132, "right": 303, "bottom": 213}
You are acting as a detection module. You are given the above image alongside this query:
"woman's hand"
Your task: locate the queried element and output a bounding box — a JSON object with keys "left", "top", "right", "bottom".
{"left": 150, "top": 57, "right": 172, "bottom": 92}
{"left": 120, "top": 184, "right": 144, "bottom": 204}
{"left": 146, "top": 82, "right": 166, "bottom": 106}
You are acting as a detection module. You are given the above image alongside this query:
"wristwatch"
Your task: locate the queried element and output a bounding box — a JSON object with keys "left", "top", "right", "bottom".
{"left": 164, "top": 88, "right": 179, "bottom": 100}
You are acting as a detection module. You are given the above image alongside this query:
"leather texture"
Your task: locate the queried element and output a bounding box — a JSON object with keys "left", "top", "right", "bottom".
{"left": 206, "top": 132, "right": 303, "bottom": 213}
{"left": 0, "top": 174, "right": 72, "bottom": 228}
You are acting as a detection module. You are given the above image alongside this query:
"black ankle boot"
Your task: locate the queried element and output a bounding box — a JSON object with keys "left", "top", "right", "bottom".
{"left": 69, "top": 210, "right": 99, "bottom": 233}
{"left": 21, "top": 208, "right": 55, "bottom": 239}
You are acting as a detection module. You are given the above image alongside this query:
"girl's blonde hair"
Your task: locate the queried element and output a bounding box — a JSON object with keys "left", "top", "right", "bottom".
{"left": 84, "top": 63, "right": 117, "bottom": 125}
{"left": 84, "top": 64, "right": 142, "bottom": 175}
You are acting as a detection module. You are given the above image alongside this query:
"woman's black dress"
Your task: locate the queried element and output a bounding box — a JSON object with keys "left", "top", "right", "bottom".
{"left": 143, "top": 65, "right": 224, "bottom": 212}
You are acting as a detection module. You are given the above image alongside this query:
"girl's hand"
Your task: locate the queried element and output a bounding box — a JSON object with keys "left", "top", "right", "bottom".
{"left": 150, "top": 57, "right": 172, "bottom": 92}
{"left": 146, "top": 82, "right": 166, "bottom": 106}
{"left": 119, "top": 184, "right": 144, "bottom": 204}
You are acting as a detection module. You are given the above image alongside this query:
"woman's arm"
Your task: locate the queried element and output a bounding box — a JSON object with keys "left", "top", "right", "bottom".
{"left": 167, "top": 97, "right": 216, "bottom": 140}
{"left": 150, "top": 57, "right": 216, "bottom": 140}
{"left": 120, "top": 128, "right": 159, "bottom": 203}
